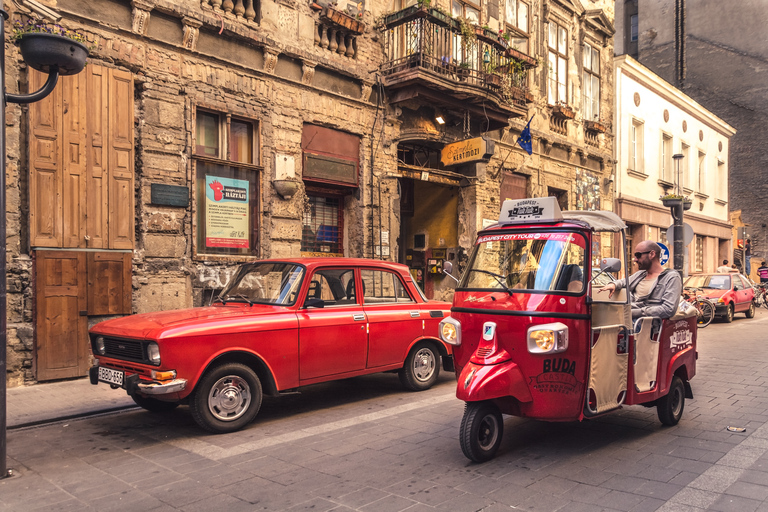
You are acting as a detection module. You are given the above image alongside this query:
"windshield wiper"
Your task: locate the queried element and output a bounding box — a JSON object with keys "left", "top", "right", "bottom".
{"left": 471, "top": 269, "right": 514, "bottom": 295}
{"left": 215, "top": 293, "right": 254, "bottom": 305}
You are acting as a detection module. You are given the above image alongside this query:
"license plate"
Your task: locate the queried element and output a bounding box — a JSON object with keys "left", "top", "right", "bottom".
{"left": 98, "top": 367, "right": 124, "bottom": 386}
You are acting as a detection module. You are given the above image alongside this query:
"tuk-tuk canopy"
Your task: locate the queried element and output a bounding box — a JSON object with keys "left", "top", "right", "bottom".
{"left": 497, "top": 197, "right": 626, "bottom": 232}
{"left": 561, "top": 210, "right": 626, "bottom": 232}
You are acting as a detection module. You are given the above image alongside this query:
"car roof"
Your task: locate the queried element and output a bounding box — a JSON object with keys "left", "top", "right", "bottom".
{"left": 251, "top": 258, "right": 411, "bottom": 272}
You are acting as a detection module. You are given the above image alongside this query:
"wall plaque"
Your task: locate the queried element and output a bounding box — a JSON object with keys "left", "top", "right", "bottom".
{"left": 151, "top": 183, "right": 189, "bottom": 207}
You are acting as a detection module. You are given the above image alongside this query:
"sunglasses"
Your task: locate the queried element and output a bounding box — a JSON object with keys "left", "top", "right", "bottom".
{"left": 634, "top": 251, "right": 652, "bottom": 258}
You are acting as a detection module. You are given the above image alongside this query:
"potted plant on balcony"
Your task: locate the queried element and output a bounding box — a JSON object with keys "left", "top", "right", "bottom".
{"left": 12, "top": 20, "right": 89, "bottom": 76}
{"left": 552, "top": 102, "right": 575, "bottom": 120}
{"left": 507, "top": 46, "right": 537, "bottom": 68}
{"left": 457, "top": 61, "right": 471, "bottom": 81}
{"left": 584, "top": 119, "right": 607, "bottom": 133}
{"left": 660, "top": 194, "right": 692, "bottom": 210}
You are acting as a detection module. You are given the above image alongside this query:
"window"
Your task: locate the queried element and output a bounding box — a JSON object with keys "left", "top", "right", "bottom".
{"left": 307, "top": 268, "right": 356, "bottom": 306}
{"left": 582, "top": 43, "right": 600, "bottom": 121}
{"left": 505, "top": 0, "right": 529, "bottom": 54}
{"left": 661, "top": 134, "right": 673, "bottom": 182}
{"left": 194, "top": 109, "right": 261, "bottom": 257}
{"left": 717, "top": 160, "right": 726, "bottom": 200}
{"left": 451, "top": 0, "right": 480, "bottom": 67}
{"left": 694, "top": 235, "right": 704, "bottom": 272}
{"left": 547, "top": 21, "right": 568, "bottom": 105}
{"left": 681, "top": 143, "right": 690, "bottom": 190}
{"left": 698, "top": 151, "right": 706, "bottom": 193}
{"left": 302, "top": 195, "right": 344, "bottom": 255}
{"left": 630, "top": 14, "right": 638, "bottom": 42}
{"left": 629, "top": 119, "right": 644, "bottom": 173}
{"left": 361, "top": 270, "right": 414, "bottom": 304}
{"left": 452, "top": 0, "right": 480, "bottom": 24}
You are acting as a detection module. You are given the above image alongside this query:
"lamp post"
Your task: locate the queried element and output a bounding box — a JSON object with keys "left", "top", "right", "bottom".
{"left": 1, "top": 8, "right": 88, "bottom": 479}
{"left": 672, "top": 153, "right": 685, "bottom": 278}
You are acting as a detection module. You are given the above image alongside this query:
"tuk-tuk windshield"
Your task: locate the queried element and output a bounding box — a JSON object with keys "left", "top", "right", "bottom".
{"left": 463, "top": 231, "right": 587, "bottom": 293}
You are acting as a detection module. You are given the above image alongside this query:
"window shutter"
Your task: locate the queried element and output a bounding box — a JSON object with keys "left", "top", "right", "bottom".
{"left": 85, "top": 64, "right": 110, "bottom": 248}
{"left": 61, "top": 71, "right": 88, "bottom": 248}
{"left": 29, "top": 69, "right": 63, "bottom": 247}
{"left": 108, "top": 68, "right": 135, "bottom": 249}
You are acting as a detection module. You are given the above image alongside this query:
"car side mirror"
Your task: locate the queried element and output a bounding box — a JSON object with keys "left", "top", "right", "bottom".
{"left": 442, "top": 261, "right": 459, "bottom": 284}
{"left": 303, "top": 298, "right": 325, "bottom": 309}
{"left": 600, "top": 257, "right": 622, "bottom": 273}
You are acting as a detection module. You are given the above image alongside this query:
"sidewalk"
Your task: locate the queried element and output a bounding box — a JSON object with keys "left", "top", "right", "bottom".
{"left": 5, "top": 376, "right": 135, "bottom": 428}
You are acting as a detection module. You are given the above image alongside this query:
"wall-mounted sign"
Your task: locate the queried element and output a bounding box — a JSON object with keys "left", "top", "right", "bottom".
{"left": 441, "top": 136, "right": 495, "bottom": 167}
{"left": 150, "top": 183, "right": 189, "bottom": 207}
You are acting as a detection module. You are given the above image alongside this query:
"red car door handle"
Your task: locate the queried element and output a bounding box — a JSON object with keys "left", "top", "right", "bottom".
{"left": 410, "top": 311, "right": 420, "bottom": 317}
{"left": 353, "top": 314, "right": 365, "bottom": 321}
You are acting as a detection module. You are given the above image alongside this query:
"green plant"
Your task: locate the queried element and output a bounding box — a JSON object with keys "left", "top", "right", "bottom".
{"left": 457, "top": 16, "right": 476, "bottom": 56}
{"left": 12, "top": 19, "right": 88, "bottom": 44}
{"left": 660, "top": 194, "right": 691, "bottom": 201}
{"left": 417, "top": 0, "right": 431, "bottom": 7}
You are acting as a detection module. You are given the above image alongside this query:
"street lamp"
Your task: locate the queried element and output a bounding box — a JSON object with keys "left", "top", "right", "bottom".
{"left": 672, "top": 153, "right": 685, "bottom": 277}
{"left": 1, "top": 9, "right": 89, "bottom": 479}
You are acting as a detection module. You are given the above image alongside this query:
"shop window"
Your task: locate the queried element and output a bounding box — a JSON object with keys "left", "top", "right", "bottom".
{"left": 547, "top": 21, "right": 568, "bottom": 105}
{"left": 505, "top": 0, "right": 529, "bottom": 54}
{"left": 582, "top": 43, "right": 600, "bottom": 121}
{"left": 194, "top": 108, "right": 261, "bottom": 257}
{"left": 302, "top": 195, "right": 344, "bottom": 255}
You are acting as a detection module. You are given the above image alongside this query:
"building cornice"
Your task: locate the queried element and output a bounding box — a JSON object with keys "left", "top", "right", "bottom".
{"left": 614, "top": 55, "right": 737, "bottom": 139}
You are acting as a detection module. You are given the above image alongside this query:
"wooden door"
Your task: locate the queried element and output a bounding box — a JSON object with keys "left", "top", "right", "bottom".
{"left": 35, "top": 251, "right": 89, "bottom": 381}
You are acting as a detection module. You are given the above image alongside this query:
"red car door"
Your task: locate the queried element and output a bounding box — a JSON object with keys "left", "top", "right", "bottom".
{"left": 298, "top": 267, "right": 367, "bottom": 381}
{"left": 362, "top": 268, "right": 423, "bottom": 368}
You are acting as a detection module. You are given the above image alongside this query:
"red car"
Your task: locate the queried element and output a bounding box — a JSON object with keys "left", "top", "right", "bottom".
{"left": 89, "top": 258, "right": 453, "bottom": 433}
{"left": 684, "top": 272, "right": 756, "bottom": 323}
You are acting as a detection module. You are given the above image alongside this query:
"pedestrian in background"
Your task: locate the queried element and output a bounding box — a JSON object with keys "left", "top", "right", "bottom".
{"left": 746, "top": 239, "right": 753, "bottom": 276}
{"left": 758, "top": 261, "right": 768, "bottom": 283}
{"left": 716, "top": 260, "right": 731, "bottom": 273}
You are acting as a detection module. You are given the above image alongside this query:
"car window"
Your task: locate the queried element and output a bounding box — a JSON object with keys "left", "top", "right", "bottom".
{"left": 361, "top": 269, "right": 413, "bottom": 304}
{"left": 685, "top": 274, "right": 731, "bottom": 290}
{"left": 308, "top": 268, "right": 356, "bottom": 306}
{"left": 734, "top": 278, "right": 743, "bottom": 291}
{"left": 219, "top": 262, "right": 304, "bottom": 305}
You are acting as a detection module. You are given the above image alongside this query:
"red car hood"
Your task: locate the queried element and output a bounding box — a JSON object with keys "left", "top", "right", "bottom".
{"left": 699, "top": 289, "right": 726, "bottom": 300}
{"left": 90, "top": 304, "right": 293, "bottom": 340}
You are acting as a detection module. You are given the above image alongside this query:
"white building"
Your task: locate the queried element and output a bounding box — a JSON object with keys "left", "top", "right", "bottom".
{"left": 613, "top": 55, "right": 736, "bottom": 273}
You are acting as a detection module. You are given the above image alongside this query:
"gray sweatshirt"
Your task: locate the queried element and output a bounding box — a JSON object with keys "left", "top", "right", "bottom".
{"left": 613, "top": 268, "right": 682, "bottom": 319}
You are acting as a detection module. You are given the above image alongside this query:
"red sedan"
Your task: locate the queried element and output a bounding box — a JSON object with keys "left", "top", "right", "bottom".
{"left": 684, "top": 272, "right": 756, "bottom": 323}
{"left": 89, "top": 258, "right": 453, "bottom": 433}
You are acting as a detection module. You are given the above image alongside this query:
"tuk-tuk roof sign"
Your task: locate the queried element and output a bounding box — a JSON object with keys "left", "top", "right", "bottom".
{"left": 499, "top": 197, "right": 563, "bottom": 224}
{"left": 497, "top": 197, "right": 627, "bottom": 232}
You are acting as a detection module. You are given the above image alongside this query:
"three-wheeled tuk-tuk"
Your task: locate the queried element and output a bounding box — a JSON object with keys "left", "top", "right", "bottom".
{"left": 439, "top": 198, "right": 697, "bottom": 462}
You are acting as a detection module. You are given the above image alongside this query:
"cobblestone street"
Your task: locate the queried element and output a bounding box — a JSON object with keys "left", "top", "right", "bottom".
{"left": 3, "top": 310, "right": 768, "bottom": 511}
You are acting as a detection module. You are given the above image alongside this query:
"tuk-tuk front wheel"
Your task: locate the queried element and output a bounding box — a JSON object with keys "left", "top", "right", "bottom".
{"left": 460, "top": 401, "right": 503, "bottom": 463}
{"left": 657, "top": 375, "right": 685, "bottom": 426}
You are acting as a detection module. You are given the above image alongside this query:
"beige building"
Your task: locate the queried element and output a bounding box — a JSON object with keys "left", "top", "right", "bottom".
{"left": 4, "top": 0, "right": 615, "bottom": 385}
{"left": 613, "top": 55, "right": 735, "bottom": 273}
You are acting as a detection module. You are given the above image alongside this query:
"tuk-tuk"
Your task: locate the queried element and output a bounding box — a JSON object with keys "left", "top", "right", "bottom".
{"left": 439, "top": 197, "right": 697, "bottom": 462}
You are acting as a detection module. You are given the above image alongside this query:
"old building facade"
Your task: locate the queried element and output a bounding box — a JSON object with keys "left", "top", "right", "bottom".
{"left": 614, "top": 0, "right": 768, "bottom": 279}
{"left": 614, "top": 55, "right": 735, "bottom": 273}
{"left": 5, "top": 0, "right": 615, "bottom": 385}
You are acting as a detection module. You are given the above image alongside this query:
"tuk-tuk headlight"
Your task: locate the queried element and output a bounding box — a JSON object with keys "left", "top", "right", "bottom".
{"left": 527, "top": 323, "right": 568, "bottom": 354}
{"left": 439, "top": 317, "right": 461, "bottom": 346}
{"left": 147, "top": 342, "right": 161, "bottom": 365}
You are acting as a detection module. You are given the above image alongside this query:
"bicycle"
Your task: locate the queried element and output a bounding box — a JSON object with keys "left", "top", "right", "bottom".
{"left": 753, "top": 282, "right": 768, "bottom": 310}
{"left": 682, "top": 287, "right": 715, "bottom": 328}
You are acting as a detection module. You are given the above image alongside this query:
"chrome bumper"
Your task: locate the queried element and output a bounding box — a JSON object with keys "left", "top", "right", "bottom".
{"left": 137, "top": 379, "right": 187, "bottom": 395}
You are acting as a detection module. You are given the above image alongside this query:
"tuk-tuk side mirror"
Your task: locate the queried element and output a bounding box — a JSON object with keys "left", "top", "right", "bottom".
{"left": 600, "top": 257, "right": 622, "bottom": 274}
{"left": 442, "top": 261, "right": 459, "bottom": 284}
{"left": 303, "top": 298, "right": 325, "bottom": 309}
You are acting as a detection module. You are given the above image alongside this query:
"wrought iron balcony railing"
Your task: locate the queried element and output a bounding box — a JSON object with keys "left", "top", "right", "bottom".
{"left": 379, "top": 6, "right": 536, "bottom": 107}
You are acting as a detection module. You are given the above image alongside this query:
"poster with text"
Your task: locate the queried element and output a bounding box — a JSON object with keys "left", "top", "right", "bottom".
{"left": 205, "top": 175, "right": 249, "bottom": 248}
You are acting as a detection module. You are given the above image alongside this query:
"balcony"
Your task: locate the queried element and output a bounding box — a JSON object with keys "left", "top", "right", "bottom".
{"left": 379, "top": 6, "right": 536, "bottom": 131}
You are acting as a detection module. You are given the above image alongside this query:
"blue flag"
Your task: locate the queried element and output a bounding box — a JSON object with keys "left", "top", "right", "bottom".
{"left": 517, "top": 116, "right": 534, "bottom": 155}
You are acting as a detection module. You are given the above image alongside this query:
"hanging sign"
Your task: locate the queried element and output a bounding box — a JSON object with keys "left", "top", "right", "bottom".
{"left": 441, "top": 136, "right": 495, "bottom": 167}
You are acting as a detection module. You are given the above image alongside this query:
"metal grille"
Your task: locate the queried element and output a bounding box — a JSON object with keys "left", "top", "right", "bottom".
{"left": 475, "top": 347, "right": 493, "bottom": 358}
{"left": 103, "top": 337, "right": 145, "bottom": 362}
{"left": 302, "top": 195, "right": 343, "bottom": 254}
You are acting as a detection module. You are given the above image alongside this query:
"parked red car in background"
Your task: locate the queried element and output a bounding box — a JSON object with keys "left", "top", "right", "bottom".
{"left": 89, "top": 259, "right": 453, "bottom": 433}
{"left": 683, "top": 273, "right": 755, "bottom": 323}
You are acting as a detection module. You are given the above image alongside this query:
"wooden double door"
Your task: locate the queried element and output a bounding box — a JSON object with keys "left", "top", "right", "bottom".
{"left": 35, "top": 250, "right": 131, "bottom": 381}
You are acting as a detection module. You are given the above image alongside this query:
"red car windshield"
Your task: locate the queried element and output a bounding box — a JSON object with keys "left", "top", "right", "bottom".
{"left": 684, "top": 274, "right": 731, "bottom": 290}
{"left": 461, "top": 231, "right": 587, "bottom": 293}
{"left": 217, "top": 262, "right": 305, "bottom": 305}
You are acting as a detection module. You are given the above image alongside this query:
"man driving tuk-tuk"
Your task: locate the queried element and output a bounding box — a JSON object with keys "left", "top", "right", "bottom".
{"left": 439, "top": 198, "right": 697, "bottom": 462}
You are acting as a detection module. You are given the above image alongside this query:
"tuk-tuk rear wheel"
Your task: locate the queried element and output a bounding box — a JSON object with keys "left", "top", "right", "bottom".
{"left": 460, "top": 401, "right": 503, "bottom": 463}
{"left": 657, "top": 375, "right": 685, "bottom": 426}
